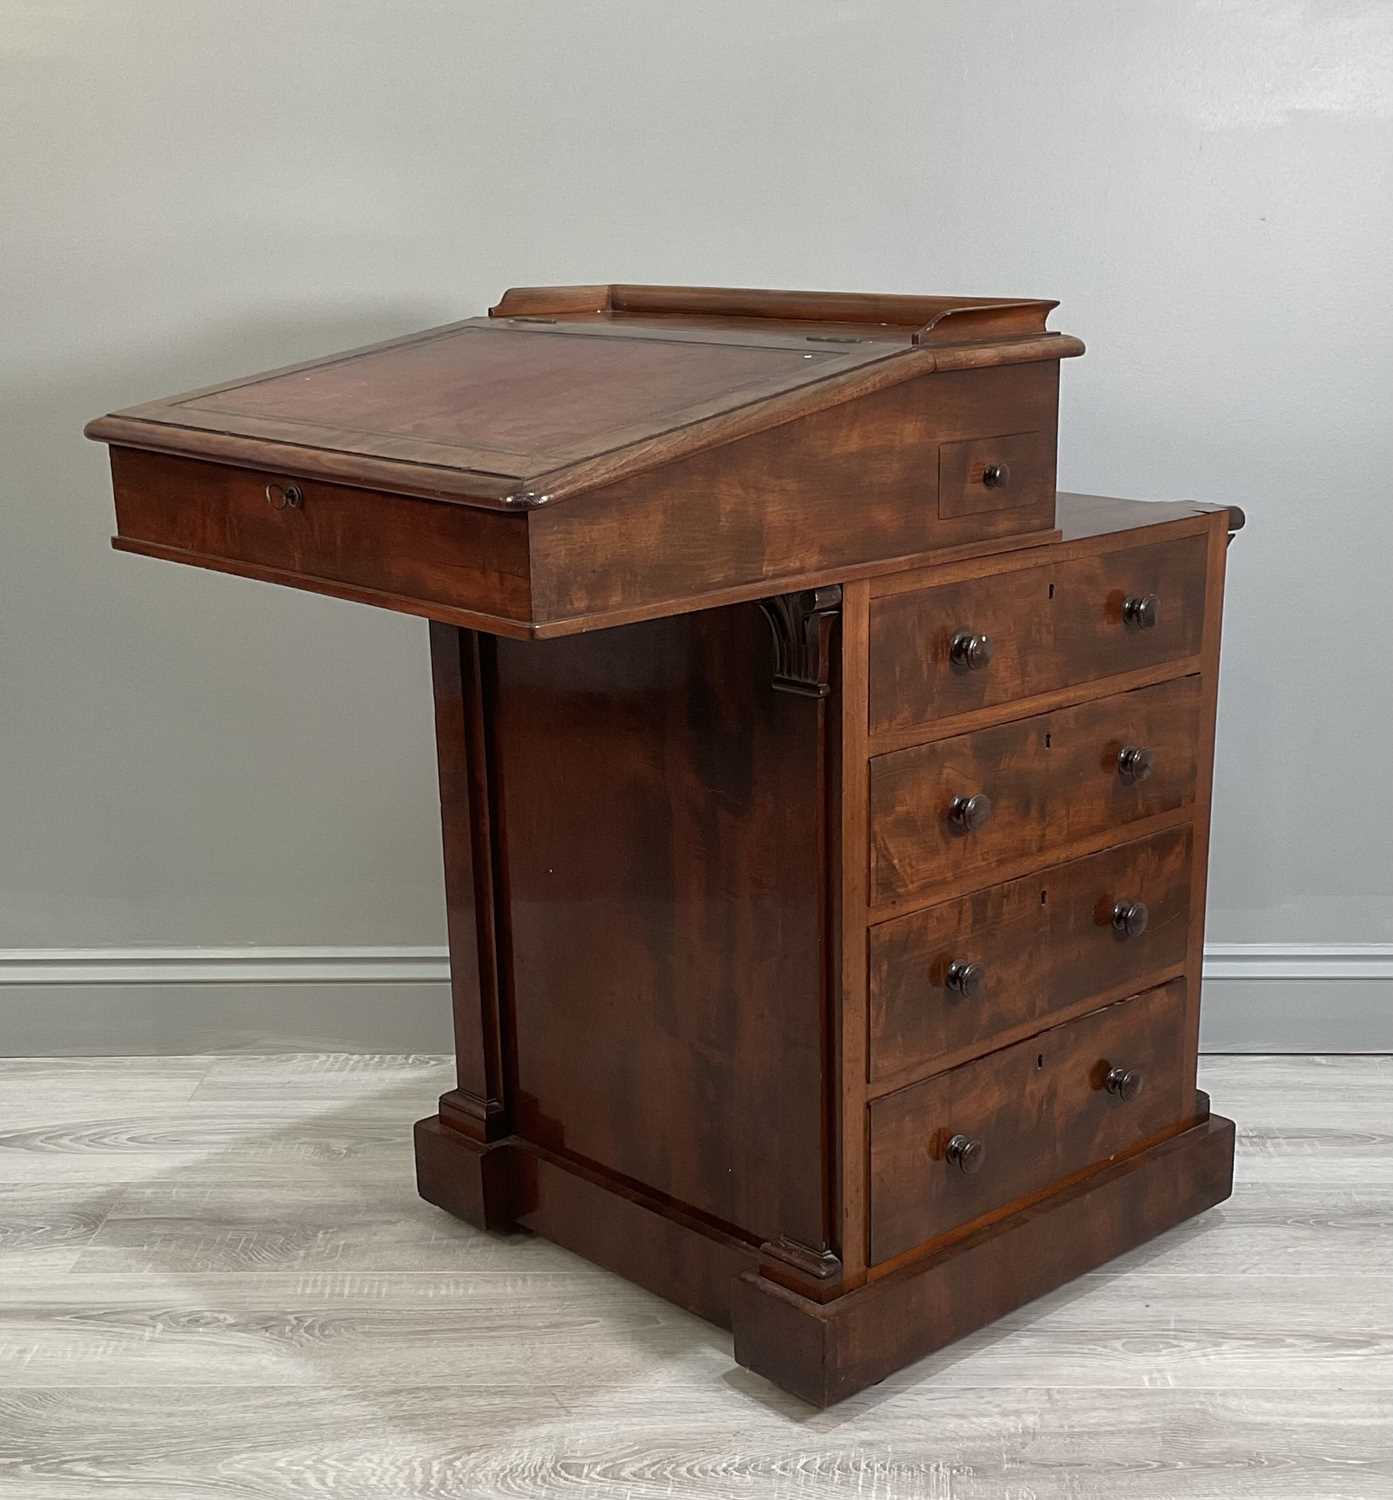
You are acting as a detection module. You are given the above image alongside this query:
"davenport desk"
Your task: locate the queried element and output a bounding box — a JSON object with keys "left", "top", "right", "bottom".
{"left": 86, "top": 284, "right": 1241, "bottom": 1405}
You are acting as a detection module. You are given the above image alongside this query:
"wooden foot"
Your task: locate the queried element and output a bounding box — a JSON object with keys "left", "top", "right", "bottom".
{"left": 413, "top": 1116, "right": 519, "bottom": 1232}
{"left": 730, "top": 1113, "right": 1236, "bottom": 1406}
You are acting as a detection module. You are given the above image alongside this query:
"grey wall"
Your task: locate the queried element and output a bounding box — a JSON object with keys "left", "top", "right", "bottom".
{"left": 4, "top": 1, "right": 1391, "bottom": 1052}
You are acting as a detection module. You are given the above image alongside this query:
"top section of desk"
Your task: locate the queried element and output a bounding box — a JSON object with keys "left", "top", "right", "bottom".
{"left": 86, "top": 284, "right": 1086, "bottom": 638}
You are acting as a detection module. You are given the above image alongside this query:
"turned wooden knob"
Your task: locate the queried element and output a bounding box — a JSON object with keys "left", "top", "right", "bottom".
{"left": 982, "top": 462, "right": 1011, "bottom": 490}
{"left": 948, "top": 792, "right": 993, "bottom": 833}
{"left": 946, "top": 1133, "right": 986, "bottom": 1174}
{"left": 949, "top": 631, "right": 993, "bottom": 671}
{"left": 1123, "top": 593, "right": 1159, "bottom": 629}
{"left": 1105, "top": 1065, "right": 1145, "bottom": 1102}
{"left": 1111, "top": 899, "right": 1150, "bottom": 938}
{"left": 1117, "top": 745, "right": 1155, "bottom": 784}
{"left": 945, "top": 960, "right": 986, "bottom": 998}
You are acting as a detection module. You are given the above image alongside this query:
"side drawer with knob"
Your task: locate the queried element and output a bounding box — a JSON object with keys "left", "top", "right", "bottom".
{"left": 869, "top": 674, "right": 1201, "bottom": 910}
{"left": 869, "top": 534, "right": 1208, "bottom": 734}
{"left": 937, "top": 429, "right": 1053, "bottom": 521}
{"left": 869, "top": 826, "right": 1192, "bottom": 1084}
{"left": 868, "top": 978, "right": 1189, "bottom": 1264}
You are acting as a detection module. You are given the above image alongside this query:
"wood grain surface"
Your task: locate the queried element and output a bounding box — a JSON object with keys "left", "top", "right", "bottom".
{"left": 88, "top": 285, "right": 1081, "bottom": 511}
{"left": 488, "top": 605, "right": 831, "bottom": 1253}
{"left": 869, "top": 674, "right": 1203, "bottom": 911}
{"left": 868, "top": 532, "right": 1208, "bottom": 733}
{"left": 868, "top": 981, "right": 1190, "bottom": 1263}
{"left": 0, "top": 1052, "right": 1388, "bottom": 1499}
{"left": 868, "top": 825, "right": 1192, "bottom": 1086}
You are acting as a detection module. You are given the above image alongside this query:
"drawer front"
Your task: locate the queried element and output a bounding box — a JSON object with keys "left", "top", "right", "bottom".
{"left": 870, "top": 535, "right": 1208, "bottom": 734}
{"left": 110, "top": 447, "right": 531, "bottom": 620}
{"left": 869, "top": 979, "right": 1189, "bottom": 1264}
{"left": 869, "top": 826, "right": 1192, "bottom": 1083}
{"left": 869, "top": 674, "right": 1201, "bottom": 909}
{"left": 938, "top": 429, "right": 1051, "bottom": 520}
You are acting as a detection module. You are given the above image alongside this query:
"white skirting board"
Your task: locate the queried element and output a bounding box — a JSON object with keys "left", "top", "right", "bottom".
{"left": 1197, "top": 944, "right": 1393, "bottom": 1053}
{"left": 0, "top": 948, "right": 455, "bottom": 1056}
{"left": 0, "top": 944, "right": 1389, "bottom": 1055}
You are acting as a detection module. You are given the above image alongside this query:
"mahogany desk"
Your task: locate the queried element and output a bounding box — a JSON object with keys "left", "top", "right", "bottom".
{"left": 86, "top": 284, "right": 1240, "bottom": 1405}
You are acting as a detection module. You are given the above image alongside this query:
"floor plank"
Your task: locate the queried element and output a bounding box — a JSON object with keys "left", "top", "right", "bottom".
{"left": 67, "top": 1181, "right": 585, "bottom": 1275}
{"left": 0, "top": 1386, "right": 1384, "bottom": 1499}
{"left": 0, "top": 1187, "right": 124, "bottom": 1273}
{"left": 1102, "top": 1186, "right": 1393, "bottom": 1276}
{"left": 0, "top": 1105, "right": 418, "bottom": 1187}
{"left": 0, "top": 1057, "right": 209, "bottom": 1108}
{"left": 0, "top": 1268, "right": 1384, "bottom": 1392}
{"left": 0, "top": 1270, "right": 722, "bottom": 1391}
{"left": 188, "top": 1052, "right": 455, "bottom": 1102}
{"left": 0, "top": 1053, "right": 1387, "bottom": 1499}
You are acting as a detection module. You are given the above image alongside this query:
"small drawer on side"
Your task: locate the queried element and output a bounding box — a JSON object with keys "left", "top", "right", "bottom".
{"left": 109, "top": 447, "right": 532, "bottom": 622}
{"left": 869, "top": 826, "right": 1192, "bottom": 1084}
{"left": 869, "top": 979, "right": 1189, "bottom": 1264}
{"left": 938, "top": 430, "right": 1050, "bottom": 520}
{"left": 869, "top": 674, "right": 1201, "bottom": 910}
{"left": 869, "top": 534, "right": 1208, "bottom": 735}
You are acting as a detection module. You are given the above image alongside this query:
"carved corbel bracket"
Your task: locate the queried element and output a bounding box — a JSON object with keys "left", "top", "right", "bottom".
{"left": 757, "top": 584, "right": 843, "bottom": 698}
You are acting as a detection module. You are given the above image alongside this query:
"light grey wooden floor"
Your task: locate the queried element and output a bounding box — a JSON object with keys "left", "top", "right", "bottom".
{"left": 0, "top": 1054, "right": 1388, "bottom": 1500}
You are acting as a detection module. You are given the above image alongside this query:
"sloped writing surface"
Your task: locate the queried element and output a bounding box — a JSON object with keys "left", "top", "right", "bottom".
{"left": 160, "top": 322, "right": 894, "bottom": 479}
{"left": 87, "top": 288, "right": 1081, "bottom": 509}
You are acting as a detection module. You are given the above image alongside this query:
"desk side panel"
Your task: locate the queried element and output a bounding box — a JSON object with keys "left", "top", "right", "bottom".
{"left": 527, "top": 363, "right": 1060, "bottom": 625}
{"left": 488, "top": 602, "right": 833, "bottom": 1254}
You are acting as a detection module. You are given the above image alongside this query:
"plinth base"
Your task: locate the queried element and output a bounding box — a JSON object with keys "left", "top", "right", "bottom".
{"left": 415, "top": 1111, "right": 1235, "bottom": 1406}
